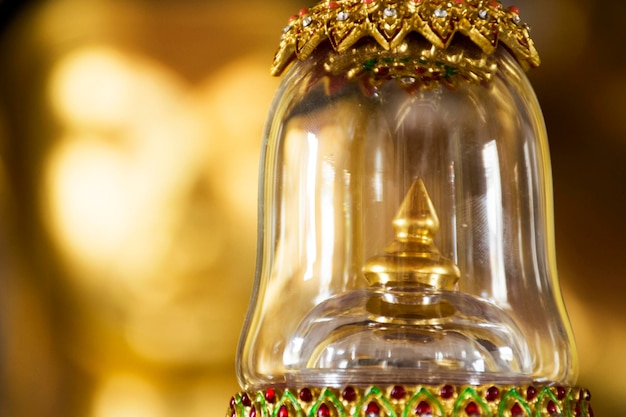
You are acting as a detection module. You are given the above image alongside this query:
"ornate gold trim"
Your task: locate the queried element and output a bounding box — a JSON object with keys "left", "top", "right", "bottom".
{"left": 227, "top": 384, "right": 593, "bottom": 417}
{"left": 324, "top": 41, "right": 498, "bottom": 90}
{"left": 272, "top": 0, "right": 539, "bottom": 77}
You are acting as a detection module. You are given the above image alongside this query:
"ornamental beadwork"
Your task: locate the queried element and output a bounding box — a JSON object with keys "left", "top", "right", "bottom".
{"left": 324, "top": 41, "right": 498, "bottom": 92}
{"left": 227, "top": 385, "right": 594, "bottom": 417}
{"left": 272, "top": 0, "right": 539, "bottom": 80}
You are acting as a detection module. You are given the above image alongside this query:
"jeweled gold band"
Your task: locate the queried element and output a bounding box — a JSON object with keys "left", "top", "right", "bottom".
{"left": 227, "top": 384, "right": 593, "bottom": 417}
{"left": 324, "top": 40, "right": 498, "bottom": 91}
{"left": 272, "top": 0, "right": 540, "bottom": 77}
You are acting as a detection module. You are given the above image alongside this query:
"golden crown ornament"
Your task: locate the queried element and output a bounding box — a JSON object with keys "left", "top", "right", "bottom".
{"left": 226, "top": 1, "right": 594, "bottom": 416}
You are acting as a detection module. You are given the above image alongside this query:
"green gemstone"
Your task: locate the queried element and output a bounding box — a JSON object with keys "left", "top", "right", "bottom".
{"left": 443, "top": 65, "right": 458, "bottom": 78}
{"left": 363, "top": 58, "right": 378, "bottom": 71}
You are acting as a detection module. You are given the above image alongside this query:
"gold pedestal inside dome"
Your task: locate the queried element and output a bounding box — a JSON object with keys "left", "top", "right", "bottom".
{"left": 363, "top": 178, "right": 459, "bottom": 325}
{"left": 227, "top": 180, "right": 594, "bottom": 416}
{"left": 363, "top": 178, "right": 460, "bottom": 292}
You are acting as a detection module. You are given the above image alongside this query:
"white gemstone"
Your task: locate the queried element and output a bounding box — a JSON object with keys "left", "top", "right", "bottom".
{"left": 337, "top": 10, "right": 349, "bottom": 21}
{"left": 512, "top": 15, "right": 521, "bottom": 25}
{"left": 302, "top": 15, "right": 313, "bottom": 27}
{"left": 434, "top": 8, "right": 448, "bottom": 18}
{"left": 384, "top": 7, "right": 397, "bottom": 18}
{"left": 400, "top": 76, "right": 416, "bottom": 85}
{"left": 478, "top": 9, "right": 489, "bottom": 19}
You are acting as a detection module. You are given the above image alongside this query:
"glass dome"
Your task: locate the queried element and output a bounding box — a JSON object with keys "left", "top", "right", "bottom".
{"left": 229, "top": 8, "right": 589, "bottom": 415}
{"left": 237, "top": 38, "right": 578, "bottom": 391}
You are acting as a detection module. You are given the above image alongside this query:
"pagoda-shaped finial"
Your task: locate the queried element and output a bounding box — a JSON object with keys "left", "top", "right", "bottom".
{"left": 392, "top": 177, "right": 440, "bottom": 244}
{"left": 364, "top": 178, "right": 460, "bottom": 291}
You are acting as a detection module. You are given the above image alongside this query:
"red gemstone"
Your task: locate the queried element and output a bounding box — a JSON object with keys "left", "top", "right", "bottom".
{"left": 589, "top": 405, "right": 595, "bottom": 417}
{"left": 366, "top": 401, "right": 381, "bottom": 416}
{"left": 508, "top": 5, "right": 520, "bottom": 14}
{"left": 300, "top": 388, "right": 313, "bottom": 402}
{"left": 278, "top": 405, "right": 289, "bottom": 417}
{"left": 465, "top": 402, "right": 480, "bottom": 416}
{"left": 454, "top": 0, "right": 464, "bottom": 3}
{"left": 299, "top": 8, "right": 309, "bottom": 16}
{"left": 415, "top": 401, "right": 432, "bottom": 416}
{"left": 328, "top": 1, "right": 340, "bottom": 9}
{"left": 511, "top": 403, "right": 524, "bottom": 416}
{"left": 376, "top": 67, "right": 390, "bottom": 77}
{"left": 241, "top": 393, "right": 252, "bottom": 407}
{"left": 526, "top": 387, "right": 537, "bottom": 401}
{"left": 265, "top": 388, "right": 276, "bottom": 403}
{"left": 230, "top": 412, "right": 236, "bottom": 417}
{"left": 412, "top": 0, "right": 423, "bottom": 2}
{"left": 250, "top": 406, "right": 257, "bottom": 417}
{"left": 489, "top": 1, "right": 501, "bottom": 8}
{"left": 318, "top": 403, "right": 331, "bottom": 417}
{"left": 441, "top": 385, "right": 454, "bottom": 399}
{"left": 363, "top": 0, "right": 375, "bottom": 4}
{"left": 575, "top": 402, "right": 582, "bottom": 416}
{"left": 547, "top": 400, "right": 557, "bottom": 414}
{"left": 342, "top": 387, "right": 357, "bottom": 402}
{"left": 230, "top": 397, "right": 236, "bottom": 410}
{"left": 556, "top": 386, "right": 566, "bottom": 400}
{"left": 486, "top": 386, "right": 499, "bottom": 402}
{"left": 585, "top": 390, "right": 592, "bottom": 401}
{"left": 391, "top": 386, "right": 406, "bottom": 400}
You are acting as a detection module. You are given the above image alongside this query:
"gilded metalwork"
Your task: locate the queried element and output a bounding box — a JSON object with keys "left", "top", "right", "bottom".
{"left": 363, "top": 179, "right": 460, "bottom": 323}
{"left": 324, "top": 41, "right": 498, "bottom": 90}
{"left": 227, "top": 385, "right": 593, "bottom": 417}
{"left": 363, "top": 179, "right": 460, "bottom": 291}
{"left": 272, "top": 0, "right": 540, "bottom": 77}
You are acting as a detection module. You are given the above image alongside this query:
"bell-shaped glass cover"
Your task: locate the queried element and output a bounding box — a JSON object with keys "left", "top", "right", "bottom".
{"left": 237, "top": 39, "right": 578, "bottom": 390}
